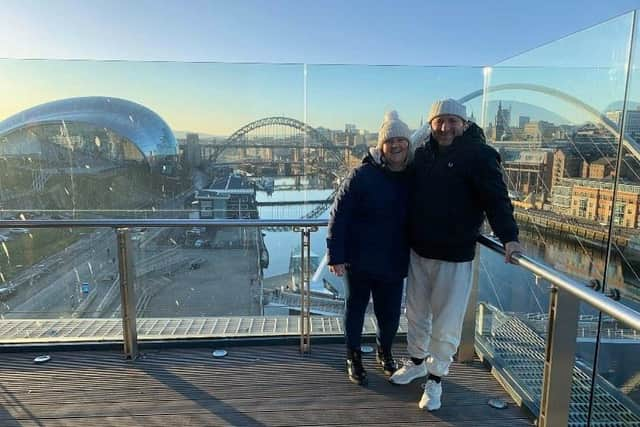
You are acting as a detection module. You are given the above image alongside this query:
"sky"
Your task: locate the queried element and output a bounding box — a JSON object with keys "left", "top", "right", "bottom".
{"left": 1, "top": 0, "right": 639, "bottom": 135}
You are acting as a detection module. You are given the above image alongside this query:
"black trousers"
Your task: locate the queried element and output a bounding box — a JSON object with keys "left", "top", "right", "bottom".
{"left": 344, "top": 268, "right": 404, "bottom": 352}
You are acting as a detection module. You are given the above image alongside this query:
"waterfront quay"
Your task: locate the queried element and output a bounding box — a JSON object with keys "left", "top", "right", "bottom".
{"left": 514, "top": 208, "right": 631, "bottom": 248}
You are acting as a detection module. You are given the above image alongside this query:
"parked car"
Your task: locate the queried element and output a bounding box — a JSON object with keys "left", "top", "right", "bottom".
{"left": 194, "top": 239, "right": 210, "bottom": 248}
{"left": 190, "top": 258, "right": 206, "bottom": 270}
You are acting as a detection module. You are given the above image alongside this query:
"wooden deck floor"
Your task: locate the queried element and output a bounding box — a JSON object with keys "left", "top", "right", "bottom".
{"left": 0, "top": 343, "right": 533, "bottom": 426}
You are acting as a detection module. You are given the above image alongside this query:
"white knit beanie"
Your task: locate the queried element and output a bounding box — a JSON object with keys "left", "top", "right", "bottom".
{"left": 427, "top": 98, "right": 467, "bottom": 123}
{"left": 377, "top": 110, "right": 411, "bottom": 149}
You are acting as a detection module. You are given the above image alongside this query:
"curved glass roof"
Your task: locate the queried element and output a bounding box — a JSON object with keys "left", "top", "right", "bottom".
{"left": 0, "top": 96, "right": 177, "bottom": 159}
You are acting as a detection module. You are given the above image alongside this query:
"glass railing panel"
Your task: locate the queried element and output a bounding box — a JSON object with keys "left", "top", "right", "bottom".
{"left": 587, "top": 318, "right": 640, "bottom": 425}
{"left": 475, "top": 245, "right": 548, "bottom": 411}
{"left": 134, "top": 225, "right": 304, "bottom": 340}
{"left": 477, "top": 244, "right": 603, "bottom": 422}
{"left": 590, "top": 11, "right": 640, "bottom": 425}
{"left": 0, "top": 60, "right": 313, "bottom": 340}
{"left": 482, "top": 10, "right": 636, "bottom": 425}
{"left": 0, "top": 60, "right": 305, "bottom": 220}
{"left": 482, "top": 61, "right": 632, "bottom": 256}
{"left": 484, "top": 11, "right": 634, "bottom": 275}
{"left": 0, "top": 225, "right": 123, "bottom": 343}
{"left": 496, "top": 13, "right": 633, "bottom": 68}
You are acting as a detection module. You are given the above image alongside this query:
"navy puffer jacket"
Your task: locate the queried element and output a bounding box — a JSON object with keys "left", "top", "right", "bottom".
{"left": 409, "top": 123, "right": 518, "bottom": 262}
{"left": 327, "top": 150, "right": 409, "bottom": 282}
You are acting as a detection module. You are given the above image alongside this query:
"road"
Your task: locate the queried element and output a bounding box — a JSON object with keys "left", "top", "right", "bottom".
{"left": 3, "top": 229, "right": 117, "bottom": 318}
{"left": 1, "top": 190, "right": 262, "bottom": 321}
{"left": 1, "top": 191, "right": 193, "bottom": 319}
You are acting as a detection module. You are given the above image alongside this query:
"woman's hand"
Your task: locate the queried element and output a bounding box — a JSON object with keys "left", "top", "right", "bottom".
{"left": 329, "top": 264, "right": 346, "bottom": 276}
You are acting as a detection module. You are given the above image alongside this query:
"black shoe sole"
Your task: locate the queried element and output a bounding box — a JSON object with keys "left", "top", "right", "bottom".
{"left": 346, "top": 359, "right": 367, "bottom": 386}
{"left": 378, "top": 359, "right": 398, "bottom": 377}
{"left": 376, "top": 354, "right": 397, "bottom": 377}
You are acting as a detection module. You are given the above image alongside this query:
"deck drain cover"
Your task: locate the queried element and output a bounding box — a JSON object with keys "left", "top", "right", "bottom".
{"left": 488, "top": 398, "right": 508, "bottom": 409}
{"left": 33, "top": 355, "right": 51, "bottom": 364}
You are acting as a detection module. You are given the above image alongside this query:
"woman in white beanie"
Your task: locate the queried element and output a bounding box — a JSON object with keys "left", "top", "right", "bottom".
{"left": 327, "top": 110, "right": 411, "bottom": 385}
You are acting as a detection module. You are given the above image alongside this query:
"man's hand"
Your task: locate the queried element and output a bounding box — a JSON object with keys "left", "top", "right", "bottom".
{"left": 504, "top": 241, "right": 523, "bottom": 264}
{"left": 329, "top": 264, "right": 346, "bottom": 276}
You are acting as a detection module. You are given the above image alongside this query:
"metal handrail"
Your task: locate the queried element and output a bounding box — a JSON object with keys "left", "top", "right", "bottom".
{"left": 3, "top": 217, "right": 640, "bottom": 332}
{"left": 478, "top": 234, "right": 640, "bottom": 332}
{"left": 0, "top": 218, "right": 329, "bottom": 229}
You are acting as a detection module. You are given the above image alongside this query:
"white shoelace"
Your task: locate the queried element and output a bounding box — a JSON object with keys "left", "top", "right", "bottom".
{"left": 398, "top": 357, "right": 421, "bottom": 368}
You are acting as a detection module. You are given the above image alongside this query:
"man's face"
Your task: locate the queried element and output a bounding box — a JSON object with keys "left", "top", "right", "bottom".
{"left": 430, "top": 115, "right": 466, "bottom": 146}
{"left": 382, "top": 137, "right": 409, "bottom": 169}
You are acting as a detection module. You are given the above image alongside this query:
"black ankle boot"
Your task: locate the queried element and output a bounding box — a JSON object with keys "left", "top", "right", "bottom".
{"left": 346, "top": 349, "right": 368, "bottom": 385}
{"left": 376, "top": 347, "right": 398, "bottom": 377}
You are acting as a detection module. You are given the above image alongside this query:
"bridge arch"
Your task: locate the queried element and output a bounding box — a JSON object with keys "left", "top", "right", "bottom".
{"left": 456, "top": 83, "right": 640, "bottom": 160}
{"left": 226, "top": 116, "right": 334, "bottom": 147}
{"left": 211, "top": 116, "right": 346, "bottom": 172}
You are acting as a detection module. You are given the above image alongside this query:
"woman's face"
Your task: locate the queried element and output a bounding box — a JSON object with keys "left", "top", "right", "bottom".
{"left": 382, "top": 137, "right": 409, "bottom": 169}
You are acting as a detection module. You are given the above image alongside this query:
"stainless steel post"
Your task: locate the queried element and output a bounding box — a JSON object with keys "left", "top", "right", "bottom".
{"left": 116, "top": 227, "right": 138, "bottom": 360}
{"left": 538, "top": 287, "right": 579, "bottom": 427}
{"left": 295, "top": 226, "right": 316, "bottom": 353}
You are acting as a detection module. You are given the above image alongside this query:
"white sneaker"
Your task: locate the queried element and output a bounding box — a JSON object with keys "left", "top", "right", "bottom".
{"left": 389, "top": 359, "right": 427, "bottom": 384}
{"left": 418, "top": 379, "right": 442, "bottom": 411}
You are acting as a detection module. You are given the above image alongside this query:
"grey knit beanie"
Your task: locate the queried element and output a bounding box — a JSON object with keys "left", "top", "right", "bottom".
{"left": 377, "top": 110, "right": 411, "bottom": 149}
{"left": 427, "top": 98, "right": 467, "bottom": 123}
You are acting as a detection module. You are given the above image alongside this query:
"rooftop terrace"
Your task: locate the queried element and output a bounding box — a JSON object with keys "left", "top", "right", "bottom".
{"left": 3, "top": 8, "right": 640, "bottom": 427}
{"left": 0, "top": 343, "right": 531, "bottom": 427}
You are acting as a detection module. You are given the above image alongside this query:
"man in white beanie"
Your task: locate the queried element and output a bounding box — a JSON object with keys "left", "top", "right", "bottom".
{"left": 390, "top": 99, "right": 522, "bottom": 410}
{"left": 327, "top": 110, "right": 411, "bottom": 385}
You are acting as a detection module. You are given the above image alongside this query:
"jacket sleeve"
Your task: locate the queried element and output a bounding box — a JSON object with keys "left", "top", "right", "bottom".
{"left": 326, "top": 167, "right": 361, "bottom": 265}
{"left": 471, "top": 146, "right": 519, "bottom": 244}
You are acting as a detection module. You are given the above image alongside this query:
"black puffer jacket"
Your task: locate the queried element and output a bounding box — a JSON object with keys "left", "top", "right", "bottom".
{"left": 408, "top": 123, "right": 518, "bottom": 262}
{"left": 327, "top": 150, "right": 409, "bottom": 282}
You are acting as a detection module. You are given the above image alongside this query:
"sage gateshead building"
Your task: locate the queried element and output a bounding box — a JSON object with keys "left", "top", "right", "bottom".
{"left": 0, "top": 96, "right": 179, "bottom": 212}
{"left": 0, "top": 96, "right": 177, "bottom": 171}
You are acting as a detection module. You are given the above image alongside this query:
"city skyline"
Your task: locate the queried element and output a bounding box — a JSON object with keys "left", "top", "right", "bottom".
{"left": 1, "top": 59, "right": 640, "bottom": 136}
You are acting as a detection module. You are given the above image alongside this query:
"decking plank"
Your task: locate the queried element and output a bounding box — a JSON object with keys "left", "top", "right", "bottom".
{"left": 0, "top": 344, "right": 532, "bottom": 426}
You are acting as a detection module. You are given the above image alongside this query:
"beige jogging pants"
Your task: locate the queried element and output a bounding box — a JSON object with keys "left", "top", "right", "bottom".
{"left": 406, "top": 249, "right": 473, "bottom": 376}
